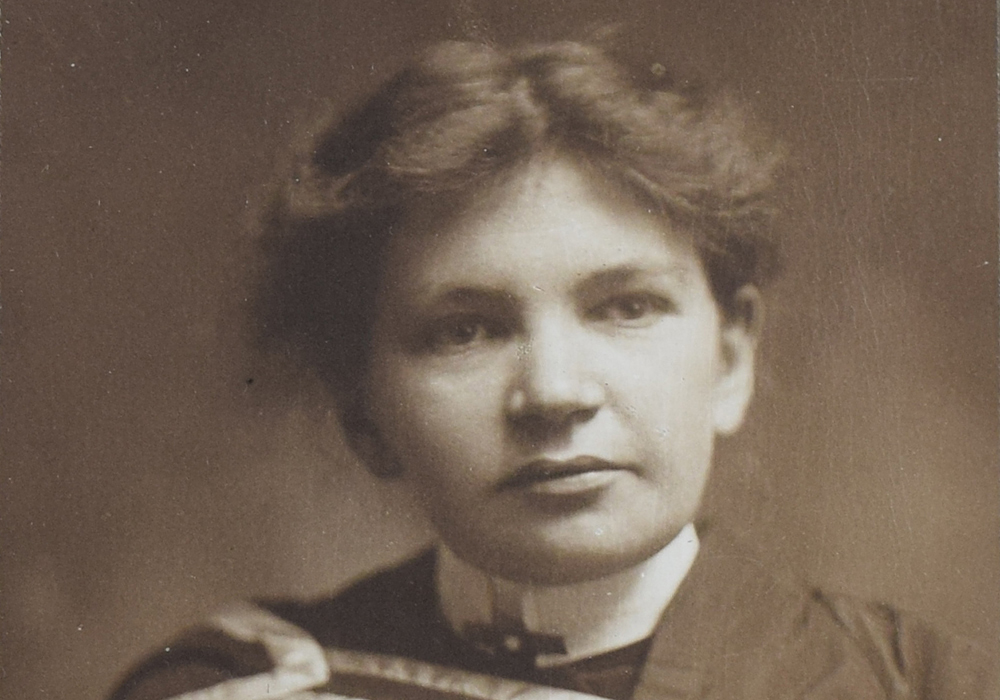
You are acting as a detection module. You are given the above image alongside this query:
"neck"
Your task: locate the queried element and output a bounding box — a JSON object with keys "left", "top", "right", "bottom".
{"left": 436, "top": 524, "right": 700, "bottom": 666}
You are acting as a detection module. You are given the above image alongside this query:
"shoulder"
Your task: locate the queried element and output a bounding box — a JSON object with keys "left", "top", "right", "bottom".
{"left": 808, "top": 591, "right": 999, "bottom": 699}
{"left": 645, "top": 529, "right": 998, "bottom": 699}
{"left": 108, "top": 550, "right": 436, "bottom": 700}
{"left": 106, "top": 602, "right": 329, "bottom": 700}
{"left": 265, "top": 547, "right": 438, "bottom": 650}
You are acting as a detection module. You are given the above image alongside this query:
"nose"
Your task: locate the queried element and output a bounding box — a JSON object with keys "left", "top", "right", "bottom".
{"left": 505, "top": 315, "right": 605, "bottom": 430}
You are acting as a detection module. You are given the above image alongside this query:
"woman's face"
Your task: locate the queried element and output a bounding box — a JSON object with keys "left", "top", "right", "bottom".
{"left": 364, "top": 157, "right": 759, "bottom": 584}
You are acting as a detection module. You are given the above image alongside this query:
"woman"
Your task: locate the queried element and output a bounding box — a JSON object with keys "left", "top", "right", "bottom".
{"left": 111, "top": 39, "right": 995, "bottom": 700}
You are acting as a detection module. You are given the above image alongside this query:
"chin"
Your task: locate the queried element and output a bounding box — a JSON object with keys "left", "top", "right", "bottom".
{"left": 450, "top": 526, "right": 684, "bottom": 586}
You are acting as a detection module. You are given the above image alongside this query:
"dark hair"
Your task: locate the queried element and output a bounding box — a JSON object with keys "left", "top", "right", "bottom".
{"left": 253, "top": 39, "right": 783, "bottom": 410}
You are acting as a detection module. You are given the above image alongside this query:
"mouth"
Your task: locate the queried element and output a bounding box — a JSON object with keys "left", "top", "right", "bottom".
{"left": 498, "top": 456, "right": 631, "bottom": 495}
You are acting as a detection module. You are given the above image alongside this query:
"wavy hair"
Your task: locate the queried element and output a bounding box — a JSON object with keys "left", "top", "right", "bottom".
{"left": 253, "top": 39, "right": 784, "bottom": 409}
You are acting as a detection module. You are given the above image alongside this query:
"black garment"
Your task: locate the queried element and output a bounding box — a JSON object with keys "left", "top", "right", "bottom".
{"left": 267, "top": 548, "right": 649, "bottom": 699}
{"left": 111, "top": 531, "right": 999, "bottom": 700}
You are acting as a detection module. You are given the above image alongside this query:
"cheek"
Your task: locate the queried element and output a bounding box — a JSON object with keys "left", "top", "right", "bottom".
{"left": 618, "top": 329, "right": 721, "bottom": 413}
{"left": 615, "top": 330, "right": 721, "bottom": 468}
{"left": 368, "top": 361, "right": 506, "bottom": 483}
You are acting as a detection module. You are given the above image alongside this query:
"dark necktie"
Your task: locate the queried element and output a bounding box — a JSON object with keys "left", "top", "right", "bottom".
{"left": 462, "top": 620, "right": 567, "bottom": 672}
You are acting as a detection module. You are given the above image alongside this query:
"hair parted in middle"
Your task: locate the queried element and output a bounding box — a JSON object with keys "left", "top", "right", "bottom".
{"left": 254, "top": 38, "right": 784, "bottom": 414}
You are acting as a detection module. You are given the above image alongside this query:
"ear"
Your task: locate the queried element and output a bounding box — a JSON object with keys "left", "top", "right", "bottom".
{"left": 341, "top": 408, "right": 403, "bottom": 479}
{"left": 712, "top": 285, "right": 764, "bottom": 436}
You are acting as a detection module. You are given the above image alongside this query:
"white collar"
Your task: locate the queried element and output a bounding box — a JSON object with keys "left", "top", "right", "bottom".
{"left": 436, "top": 524, "right": 699, "bottom": 667}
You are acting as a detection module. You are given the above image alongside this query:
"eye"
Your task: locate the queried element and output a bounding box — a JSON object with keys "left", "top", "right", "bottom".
{"left": 590, "top": 293, "right": 675, "bottom": 326}
{"left": 421, "top": 315, "right": 507, "bottom": 353}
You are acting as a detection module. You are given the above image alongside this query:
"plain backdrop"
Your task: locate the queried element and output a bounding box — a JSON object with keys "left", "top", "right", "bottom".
{"left": 2, "top": 1, "right": 997, "bottom": 698}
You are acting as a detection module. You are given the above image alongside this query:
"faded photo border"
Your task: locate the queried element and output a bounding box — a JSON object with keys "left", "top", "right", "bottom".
{"left": 1, "top": 2, "right": 997, "bottom": 699}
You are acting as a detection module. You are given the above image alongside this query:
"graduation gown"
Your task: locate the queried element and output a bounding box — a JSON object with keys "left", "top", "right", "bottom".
{"left": 109, "top": 530, "right": 998, "bottom": 700}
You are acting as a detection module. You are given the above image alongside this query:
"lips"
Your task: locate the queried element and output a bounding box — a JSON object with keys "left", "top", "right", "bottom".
{"left": 498, "top": 456, "right": 630, "bottom": 492}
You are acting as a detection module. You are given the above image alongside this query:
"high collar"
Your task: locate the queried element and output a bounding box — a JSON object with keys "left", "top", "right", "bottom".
{"left": 436, "top": 524, "right": 699, "bottom": 667}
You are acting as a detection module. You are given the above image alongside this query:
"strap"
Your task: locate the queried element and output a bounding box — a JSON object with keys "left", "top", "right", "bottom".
{"left": 165, "top": 602, "right": 330, "bottom": 700}
{"left": 163, "top": 603, "right": 606, "bottom": 700}
{"left": 324, "top": 647, "right": 610, "bottom": 700}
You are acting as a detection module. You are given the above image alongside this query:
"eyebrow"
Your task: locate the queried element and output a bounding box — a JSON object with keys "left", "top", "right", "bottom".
{"left": 407, "top": 262, "right": 693, "bottom": 311}
{"left": 416, "top": 286, "right": 517, "bottom": 311}
{"left": 573, "top": 263, "right": 693, "bottom": 296}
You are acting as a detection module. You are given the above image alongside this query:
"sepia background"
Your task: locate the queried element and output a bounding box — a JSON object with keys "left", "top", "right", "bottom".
{"left": 2, "top": 1, "right": 996, "bottom": 698}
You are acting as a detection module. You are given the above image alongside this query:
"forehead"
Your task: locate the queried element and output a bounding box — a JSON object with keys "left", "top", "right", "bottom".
{"left": 385, "top": 157, "right": 705, "bottom": 294}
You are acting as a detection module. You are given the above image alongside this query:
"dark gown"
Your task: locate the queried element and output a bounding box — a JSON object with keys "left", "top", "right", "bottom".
{"left": 109, "top": 529, "right": 998, "bottom": 700}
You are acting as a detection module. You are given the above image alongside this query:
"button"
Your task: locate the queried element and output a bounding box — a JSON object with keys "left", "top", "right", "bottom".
{"left": 502, "top": 634, "right": 522, "bottom": 653}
